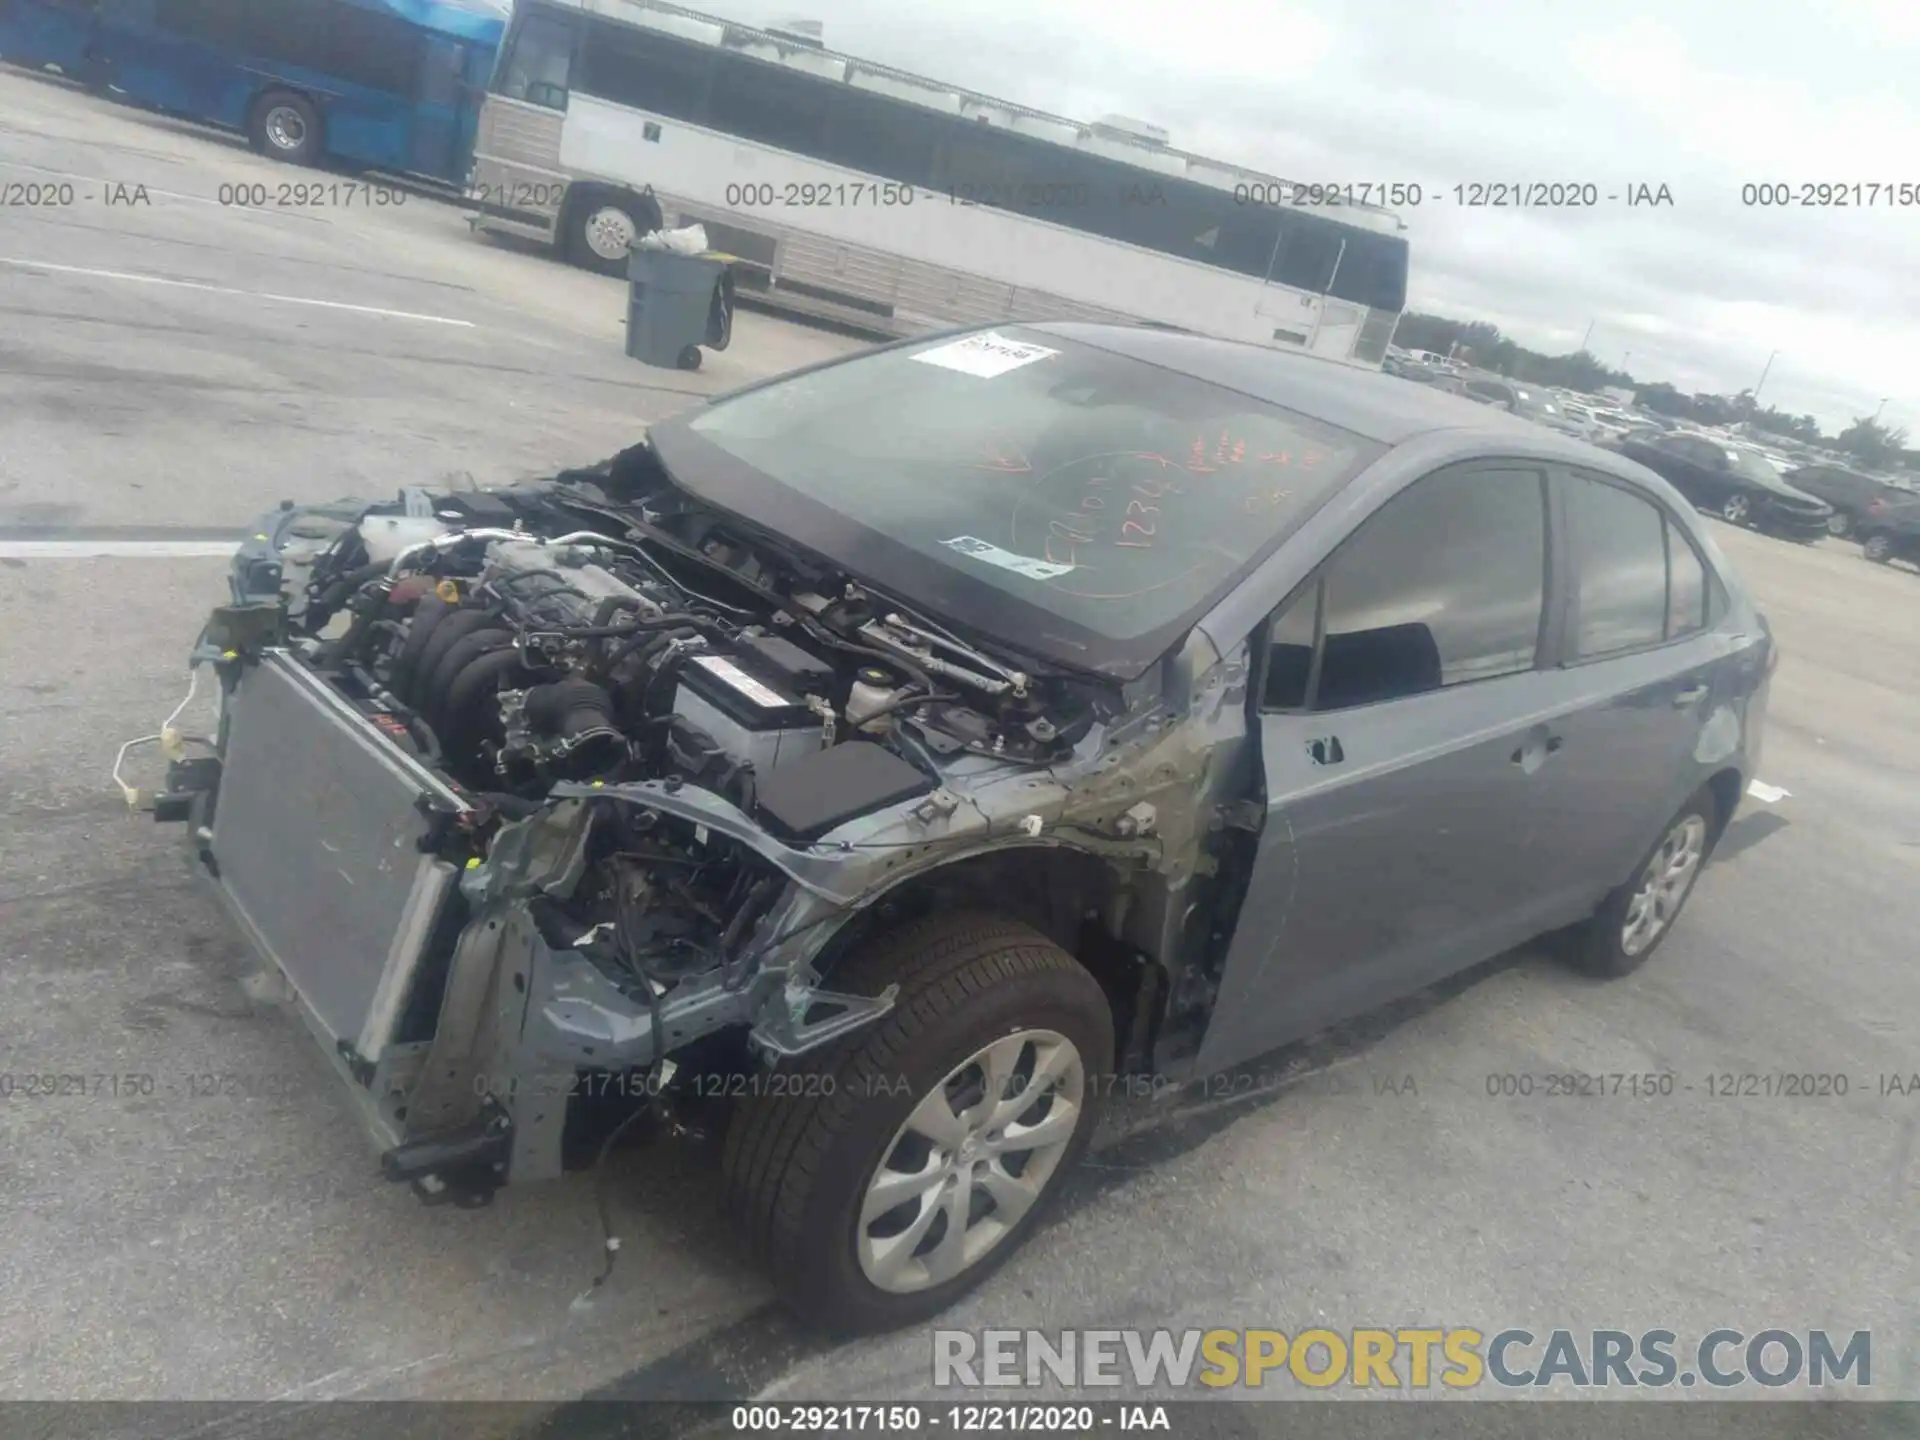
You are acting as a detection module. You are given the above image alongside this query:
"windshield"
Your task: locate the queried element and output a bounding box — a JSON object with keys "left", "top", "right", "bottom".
{"left": 1727, "top": 449, "right": 1790, "bottom": 485}
{"left": 669, "top": 327, "right": 1377, "bottom": 674}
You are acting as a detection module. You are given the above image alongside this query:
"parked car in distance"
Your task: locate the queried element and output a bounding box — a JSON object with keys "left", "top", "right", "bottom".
{"left": 1782, "top": 465, "right": 1913, "bottom": 538}
{"left": 1585, "top": 406, "right": 1637, "bottom": 440}
{"left": 143, "top": 322, "right": 1778, "bottom": 1331}
{"left": 1615, "top": 433, "right": 1833, "bottom": 540}
{"left": 1383, "top": 349, "right": 1461, "bottom": 383}
{"left": 1460, "top": 377, "right": 1590, "bottom": 440}
{"left": 1606, "top": 424, "right": 1668, "bottom": 450}
{"left": 1856, "top": 492, "right": 1920, "bottom": 566}
{"left": 1558, "top": 400, "right": 1605, "bottom": 440}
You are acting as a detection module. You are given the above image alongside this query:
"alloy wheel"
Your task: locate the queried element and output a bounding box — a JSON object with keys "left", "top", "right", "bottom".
{"left": 1826, "top": 512, "right": 1851, "bottom": 537}
{"left": 857, "top": 1029, "right": 1084, "bottom": 1295}
{"left": 1620, "top": 815, "right": 1707, "bottom": 957}
{"left": 1721, "top": 494, "right": 1751, "bottom": 524}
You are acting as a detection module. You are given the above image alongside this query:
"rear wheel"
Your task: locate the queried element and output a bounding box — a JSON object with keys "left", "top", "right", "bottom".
{"left": 722, "top": 912, "right": 1112, "bottom": 1333}
{"left": 1720, "top": 493, "right": 1752, "bottom": 525}
{"left": 249, "top": 91, "right": 321, "bottom": 165}
{"left": 1861, "top": 532, "right": 1893, "bottom": 563}
{"left": 1568, "top": 790, "right": 1716, "bottom": 979}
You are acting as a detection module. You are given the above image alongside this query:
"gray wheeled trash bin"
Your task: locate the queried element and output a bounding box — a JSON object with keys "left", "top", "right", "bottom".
{"left": 625, "top": 248, "right": 726, "bottom": 371}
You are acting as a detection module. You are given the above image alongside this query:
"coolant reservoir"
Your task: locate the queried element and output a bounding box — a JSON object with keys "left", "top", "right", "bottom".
{"left": 846, "top": 667, "right": 902, "bottom": 732}
{"left": 355, "top": 515, "right": 453, "bottom": 563}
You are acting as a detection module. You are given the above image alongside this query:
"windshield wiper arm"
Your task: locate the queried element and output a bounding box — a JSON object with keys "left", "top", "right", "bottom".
{"left": 858, "top": 611, "right": 1029, "bottom": 699}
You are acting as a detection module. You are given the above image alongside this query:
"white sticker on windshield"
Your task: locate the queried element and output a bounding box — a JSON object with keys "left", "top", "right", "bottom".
{"left": 942, "top": 535, "right": 1076, "bottom": 580}
{"left": 910, "top": 332, "right": 1060, "bottom": 378}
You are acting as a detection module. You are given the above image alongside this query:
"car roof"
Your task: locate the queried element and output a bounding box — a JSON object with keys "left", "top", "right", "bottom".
{"left": 1028, "top": 322, "right": 1604, "bottom": 449}
{"left": 1789, "top": 462, "right": 1881, "bottom": 479}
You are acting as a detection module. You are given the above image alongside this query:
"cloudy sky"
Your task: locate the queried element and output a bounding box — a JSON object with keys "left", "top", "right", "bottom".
{"left": 706, "top": 0, "right": 1919, "bottom": 436}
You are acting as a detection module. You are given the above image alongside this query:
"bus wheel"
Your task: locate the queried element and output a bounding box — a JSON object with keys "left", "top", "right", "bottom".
{"left": 249, "top": 92, "right": 321, "bottom": 165}
{"left": 564, "top": 189, "right": 663, "bottom": 276}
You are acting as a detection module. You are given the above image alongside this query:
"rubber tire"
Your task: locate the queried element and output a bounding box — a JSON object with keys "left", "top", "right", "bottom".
{"left": 1826, "top": 512, "right": 1851, "bottom": 538}
{"left": 1861, "top": 532, "right": 1893, "bottom": 564}
{"left": 677, "top": 344, "right": 703, "bottom": 372}
{"left": 249, "top": 91, "right": 322, "bottom": 165}
{"left": 1720, "top": 494, "right": 1751, "bottom": 525}
{"left": 564, "top": 189, "right": 663, "bottom": 277}
{"left": 722, "top": 912, "right": 1113, "bottom": 1335}
{"left": 1566, "top": 788, "right": 1718, "bottom": 979}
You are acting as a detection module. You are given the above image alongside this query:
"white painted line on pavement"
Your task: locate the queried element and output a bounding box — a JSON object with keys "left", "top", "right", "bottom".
{"left": 0, "top": 541, "right": 240, "bottom": 559}
{"left": 0, "top": 256, "right": 476, "bottom": 326}
{"left": 1747, "top": 780, "right": 1791, "bottom": 803}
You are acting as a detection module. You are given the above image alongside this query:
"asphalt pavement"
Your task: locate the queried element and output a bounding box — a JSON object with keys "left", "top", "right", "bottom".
{"left": 1, "top": 63, "right": 1915, "bottom": 1416}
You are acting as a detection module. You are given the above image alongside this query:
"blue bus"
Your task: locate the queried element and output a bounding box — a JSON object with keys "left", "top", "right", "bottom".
{"left": 0, "top": 0, "right": 505, "bottom": 186}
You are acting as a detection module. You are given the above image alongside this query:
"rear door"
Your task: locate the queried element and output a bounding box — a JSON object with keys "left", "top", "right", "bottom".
{"left": 1194, "top": 461, "right": 1565, "bottom": 1076}
{"left": 1521, "top": 467, "right": 1734, "bottom": 916}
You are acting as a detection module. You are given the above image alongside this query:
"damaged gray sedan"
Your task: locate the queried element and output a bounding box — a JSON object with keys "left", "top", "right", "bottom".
{"left": 145, "top": 323, "right": 1774, "bottom": 1332}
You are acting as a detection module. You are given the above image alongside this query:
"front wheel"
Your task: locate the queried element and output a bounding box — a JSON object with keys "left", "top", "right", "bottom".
{"left": 563, "top": 189, "right": 663, "bottom": 276}
{"left": 1826, "top": 511, "right": 1852, "bottom": 538}
{"left": 1567, "top": 791, "right": 1716, "bottom": 979}
{"left": 1719, "top": 493, "right": 1752, "bottom": 525}
{"left": 723, "top": 913, "right": 1113, "bottom": 1334}
{"left": 249, "top": 91, "right": 321, "bottom": 165}
{"left": 1861, "top": 532, "right": 1893, "bottom": 563}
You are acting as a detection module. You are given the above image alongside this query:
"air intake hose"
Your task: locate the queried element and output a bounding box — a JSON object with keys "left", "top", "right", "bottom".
{"left": 440, "top": 647, "right": 531, "bottom": 764}
{"left": 525, "top": 677, "right": 627, "bottom": 776}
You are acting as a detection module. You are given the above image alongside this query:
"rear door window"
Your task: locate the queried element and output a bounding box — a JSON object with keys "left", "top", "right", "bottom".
{"left": 1666, "top": 518, "right": 1710, "bottom": 637}
{"left": 1563, "top": 471, "right": 1721, "bottom": 657}
{"left": 1565, "top": 475, "right": 1668, "bottom": 658}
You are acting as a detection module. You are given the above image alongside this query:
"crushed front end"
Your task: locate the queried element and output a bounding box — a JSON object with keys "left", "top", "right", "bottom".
{"left": 142, "top": 450, "right": 1207, "bottom": 1205}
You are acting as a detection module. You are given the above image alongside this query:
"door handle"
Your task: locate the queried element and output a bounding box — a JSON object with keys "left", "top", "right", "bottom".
{"left": 1672, "top": 684, "right": 1709, "bottom": 707}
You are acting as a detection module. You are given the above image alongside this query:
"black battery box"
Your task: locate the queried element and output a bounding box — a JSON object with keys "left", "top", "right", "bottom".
{"left": 753, "top": 741, "right": 935, "bottom": 843}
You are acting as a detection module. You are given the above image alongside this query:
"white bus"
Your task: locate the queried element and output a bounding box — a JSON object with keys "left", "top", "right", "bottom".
{"left": 468, "top": 0, "right": 1411, "bottom": 366}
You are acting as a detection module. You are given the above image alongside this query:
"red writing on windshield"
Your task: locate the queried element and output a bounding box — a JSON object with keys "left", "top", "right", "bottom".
{"left": 963, "top": 439, "right": 1033, "bottom": 473}
{"left": 1043, "top": 456, "right": 1187, "bottom": 565}
{"left": 1160, "top": 434, "right": 1330, "bottom": 474}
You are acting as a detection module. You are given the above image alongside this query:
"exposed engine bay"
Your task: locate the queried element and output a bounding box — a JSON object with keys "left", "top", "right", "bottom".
{"left": 147, "top": 439, "right": 1257, "bottom": 1203}
{"left": 293, "top": 453, "right": 1097, "bottom": 791}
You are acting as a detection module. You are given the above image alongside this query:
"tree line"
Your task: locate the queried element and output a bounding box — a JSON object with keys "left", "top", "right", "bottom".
{"left": 1391, "top": 312, "right": 1915, "bottom": 472}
